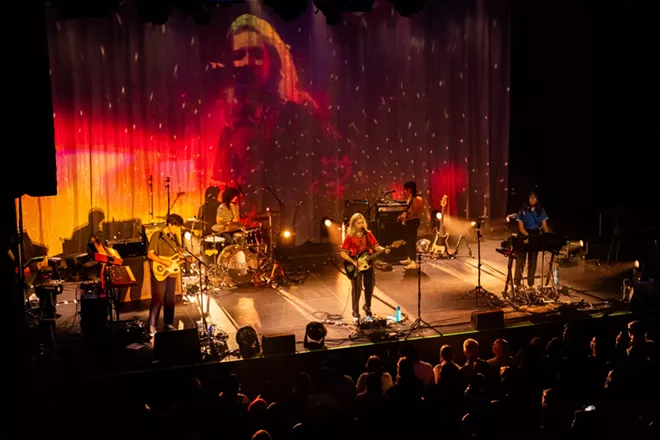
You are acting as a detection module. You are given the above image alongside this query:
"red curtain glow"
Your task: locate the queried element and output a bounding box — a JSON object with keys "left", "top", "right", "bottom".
{"left": 23, "top": 0, "right": 510, "bottom": 256}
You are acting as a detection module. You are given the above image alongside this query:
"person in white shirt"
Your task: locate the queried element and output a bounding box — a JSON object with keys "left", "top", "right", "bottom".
{"left": 356, "top": 355, "right": 394, "bottom": 394}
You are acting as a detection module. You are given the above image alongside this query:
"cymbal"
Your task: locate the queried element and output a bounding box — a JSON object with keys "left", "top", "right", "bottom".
{"left": 184, "top": 221, "right": 206, "bottom": 230}
{"left": 186, "top": 217, "right": 209, "bottom": 223}
{"left": 211, "top": 222, "right": 242, "bottom": 233}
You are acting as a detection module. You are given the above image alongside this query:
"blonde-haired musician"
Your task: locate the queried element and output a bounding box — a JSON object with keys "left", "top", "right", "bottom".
{"left": 340, "top": 213, "right": 389, "bottom": 323}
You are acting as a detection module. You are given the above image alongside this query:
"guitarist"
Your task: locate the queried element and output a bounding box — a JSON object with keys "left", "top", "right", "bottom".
{"left": 397, "top": 181, "right": 424, "bottom": 270}
{"left": 515, "top": 192, "right": 549, "bottom": 288}
{"left": 147, "top": 213, "right": 184, "bottom": 335}
{"left": 340, "top": 213, "right": 390, "bottom": 323}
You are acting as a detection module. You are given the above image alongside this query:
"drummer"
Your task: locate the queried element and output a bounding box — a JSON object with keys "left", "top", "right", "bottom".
{"left": 215, "top": 187, "right": 243, "bottom": 244}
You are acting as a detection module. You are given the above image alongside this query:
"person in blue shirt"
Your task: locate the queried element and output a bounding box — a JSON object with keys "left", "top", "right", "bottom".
{"left": 515, "top": 192, "right": 549, "bottom": 287}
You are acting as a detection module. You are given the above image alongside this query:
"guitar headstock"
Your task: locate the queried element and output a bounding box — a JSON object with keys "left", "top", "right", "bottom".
{"left": 440, "top": 194, "right": 447, "bottom": 208}
{"left": 390, "top": 240, "right": 406, "bottom": 248}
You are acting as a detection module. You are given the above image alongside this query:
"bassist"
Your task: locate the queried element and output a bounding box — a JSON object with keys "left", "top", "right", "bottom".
{"left": 397, "top": 181, "right": 424, "bottom": 270}
{"left": 340, "top": 213, "right": 390, "bottom": 323}
{"left": 147, "top": 214, "right": 184, "bottom": 336}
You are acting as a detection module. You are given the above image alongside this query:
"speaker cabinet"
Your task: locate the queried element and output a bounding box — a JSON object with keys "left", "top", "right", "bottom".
{"left": 261, "top": 333, "right": 296, "bottom": 356}
{"left": 471, "top": 309, "right": 504, "bottom": 330}
{"left": 154, "top": 328, "right": 201, "bottom": 365}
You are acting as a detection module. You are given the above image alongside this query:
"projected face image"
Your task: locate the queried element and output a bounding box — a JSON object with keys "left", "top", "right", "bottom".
{"left": 231, "top": 30, "right": 271, "bottom": 87}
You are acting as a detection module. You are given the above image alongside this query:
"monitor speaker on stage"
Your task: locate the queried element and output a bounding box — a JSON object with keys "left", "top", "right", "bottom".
{"left": 471, "top": 310, "right": 504, "bottom": 330}
{"left": 154, "top": 328, "right": 201, "bottom": 365}
{"left": 262, "top": 333, "right": 296, "bottom": 356}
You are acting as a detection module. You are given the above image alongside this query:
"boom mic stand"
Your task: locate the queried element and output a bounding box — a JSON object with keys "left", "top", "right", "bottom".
{"left": 462, "top": 220, "right": 492, "bottom": 307}
{"left": 405, "top": 253, "right": 442, "bottom": 339}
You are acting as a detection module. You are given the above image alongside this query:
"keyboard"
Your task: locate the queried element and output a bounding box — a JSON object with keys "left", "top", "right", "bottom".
{"left": 107, "top": 265, "right": 137, "bottom": 287}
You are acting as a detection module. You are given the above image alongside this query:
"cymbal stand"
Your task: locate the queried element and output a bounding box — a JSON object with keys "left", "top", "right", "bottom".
{"left": 254, "top": 211, "right": 292, "bottom": 287}
{"left": 405, "top": 253, "right": 442, "bottom": 339}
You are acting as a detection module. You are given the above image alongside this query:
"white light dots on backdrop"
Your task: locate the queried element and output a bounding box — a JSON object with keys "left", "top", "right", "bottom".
{"left": 27, "top": 1, "right": 510, "bottom": 254}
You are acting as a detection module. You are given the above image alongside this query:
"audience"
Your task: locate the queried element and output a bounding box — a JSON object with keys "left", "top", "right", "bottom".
{"left": 31, "top": 319, "right": 659, "bottom": 440}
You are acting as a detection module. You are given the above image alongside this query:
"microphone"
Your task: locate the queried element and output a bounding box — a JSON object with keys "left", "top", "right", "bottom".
{"left": 176, "top": 191, "right": 186, "bottom": 196}
{"left": 383, "top": 189, "right": 396, "bottom": 195}
{"left": 261, "top": 186, "right": 271, "bottom": 191}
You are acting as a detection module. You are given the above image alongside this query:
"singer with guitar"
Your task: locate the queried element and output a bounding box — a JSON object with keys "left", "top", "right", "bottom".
{"left": 341, "top": 213, "right": 394, "bottom": 323}
{"left": 515, "top": 192, "right": 549, "bottom": 287}
{"left": 397, "top": 181, "right": 425, "bottom": 270}
{"left": 147, "top": 214, "right": 185, "bottom": 335}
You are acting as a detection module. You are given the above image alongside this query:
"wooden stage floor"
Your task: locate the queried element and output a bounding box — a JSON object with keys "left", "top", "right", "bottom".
{"left": 51, "top": 237, "right": 626, "bottom": 372}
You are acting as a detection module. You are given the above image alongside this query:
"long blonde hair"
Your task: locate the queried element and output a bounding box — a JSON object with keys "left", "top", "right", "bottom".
{"left": 347, "top": 213, "right": 369, "bottom": 237}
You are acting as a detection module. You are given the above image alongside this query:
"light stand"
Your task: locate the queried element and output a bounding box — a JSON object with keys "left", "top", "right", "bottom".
{"left": 405, "top": 253, "right": 442, "bottom": 339}
{"left": 462, "top": 221, "right": 492, "bottom": 307}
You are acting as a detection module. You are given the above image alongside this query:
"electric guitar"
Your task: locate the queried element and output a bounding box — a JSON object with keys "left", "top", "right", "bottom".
{"left": 151, "top": 252, "right": 192, "bottom": 282}
{"left": 344, "top": 240, "right": 406, "bottom": 279}
{"left": 430, "top": 195, "right": 449, "bottom": 255}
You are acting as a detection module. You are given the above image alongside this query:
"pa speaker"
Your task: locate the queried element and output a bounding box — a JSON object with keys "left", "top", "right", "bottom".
{"left": 154, "top": 328, "right": 201, "bottom": 365}
{"left": 262, "top": 333, "right": 296, "bottom": 356}
{"left": 471, "top": 310, "right": 504, "bottom": 330}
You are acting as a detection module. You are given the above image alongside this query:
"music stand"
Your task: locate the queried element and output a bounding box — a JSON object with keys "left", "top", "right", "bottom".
{"left": 405, "top": 253, "right": 442, "bottom": 339}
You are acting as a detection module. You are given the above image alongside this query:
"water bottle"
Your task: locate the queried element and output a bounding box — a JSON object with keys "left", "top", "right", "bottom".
{"left": 395, "top": 306, "right": 402, "bottom": 323}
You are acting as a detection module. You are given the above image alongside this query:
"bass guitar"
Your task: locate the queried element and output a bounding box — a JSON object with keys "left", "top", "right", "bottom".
{"left": 151, "top": 252, "right": 191, "bottom": 282}
{"left": 344, "top": 240, "right": 406, "bottom": 279}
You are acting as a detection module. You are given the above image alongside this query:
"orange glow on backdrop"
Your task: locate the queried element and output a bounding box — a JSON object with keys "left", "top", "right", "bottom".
{"left": 22, "top": 1, "right": 511, "bottom": 257}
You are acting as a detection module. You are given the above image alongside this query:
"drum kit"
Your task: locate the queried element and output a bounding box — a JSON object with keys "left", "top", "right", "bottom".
{"left": 184, "top": 210, "right": 285, "bottom": 288}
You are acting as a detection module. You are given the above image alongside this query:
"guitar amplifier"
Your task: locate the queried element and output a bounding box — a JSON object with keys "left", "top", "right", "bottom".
{"left": 142, "top": 222, "right": 166, "bottom": 246}
{"left": 107, "top": 237, "right": 146, "bottom": 257}
{"left": 343, "top": 199, "right": 370, "bottom": 223}
{"left": 375, "top": 201, "right": 407, "bottom": 223}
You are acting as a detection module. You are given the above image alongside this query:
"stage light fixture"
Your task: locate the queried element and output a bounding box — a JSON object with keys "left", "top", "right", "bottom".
{"left": 282, "top": 230, "right": 292, "bottom": 239}
{"left": 344, "top": 0, "right": 375, "bottom": 13}
{"left": 416, "top": 238, "right": 431, "bottom": 253}
{"left": 566, "top": 240, "right": 584, "bottom": 256}
{"left": 303, "top": 321, "right": 327, "bottom": 350}
{"left": 264, "top": 0, "right": 307, "bottom": 22}
{"left": 314, "top": 0, "right": 342, "bottom": 25}
{"left": 236, "top": 326, "right": 260, "bottom": 358}
{"left": 138, "top": 0, "right": 172, "bottom": 24}
{"left": 324, "top": 218, "right": 333, "bottom": 227}
{"left": 634, "top": 260, "right": 640, "bottom": 269}
{"left": 388, "top": 0, "right": 426, "bottom": 17}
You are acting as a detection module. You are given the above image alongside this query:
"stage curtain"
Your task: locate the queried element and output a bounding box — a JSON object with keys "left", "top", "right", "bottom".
{"left": 22, "top": 0, "right": 510, "bottom": 256}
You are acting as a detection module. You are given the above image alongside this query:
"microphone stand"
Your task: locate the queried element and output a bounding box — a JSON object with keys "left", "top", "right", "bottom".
{"left": 169, "top": 192, "right": 183, "bottom": 214}
{"left": 148, "top": 175, "right": 154, "bottom": 222}
{"left": 264, "top": 186, "right": 286, "bottom": 233}
{"left": 165, "top": 177, "right": 171, "bottom": 217}
{"left": 291, "top": 201, "right": 303, "bottom": 238}
{"left": 462, "top": 222, "right": 492, "bottom": 307}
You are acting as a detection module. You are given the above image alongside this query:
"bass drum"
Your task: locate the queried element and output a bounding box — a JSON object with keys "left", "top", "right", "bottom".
{"left": 217, "top": 244, "right": 259, "bottom": 284}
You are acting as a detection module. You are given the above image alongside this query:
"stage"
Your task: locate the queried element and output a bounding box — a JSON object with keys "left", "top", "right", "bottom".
{"left": 49, "top": 236, "right": 627, "bottom": 376}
